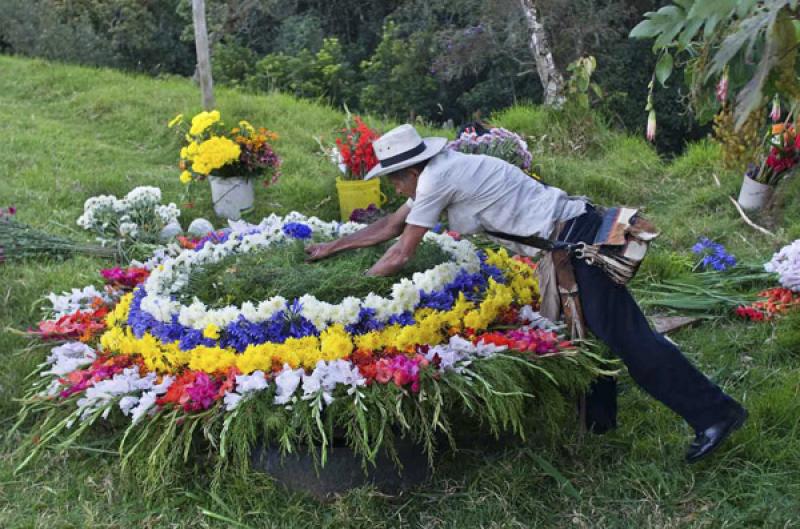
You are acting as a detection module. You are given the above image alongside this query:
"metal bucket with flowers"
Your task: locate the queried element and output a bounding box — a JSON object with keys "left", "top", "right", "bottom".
{"left": 737, "top": 98, "right": 799, "bottom": 211}
{"left": 169, "top": 111, "right": 281, "bottom": 220}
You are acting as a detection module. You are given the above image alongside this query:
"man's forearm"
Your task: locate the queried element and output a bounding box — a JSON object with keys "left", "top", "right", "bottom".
{"left": 331, "top": 214, "right": 403, "bottom": 252}
{"left": 366, "top": 242, "right": 409, "bottom": 276}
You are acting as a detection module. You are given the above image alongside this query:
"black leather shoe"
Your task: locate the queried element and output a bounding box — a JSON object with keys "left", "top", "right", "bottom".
{"left": 685, "top": 408, "right": 748, "bottom": 464}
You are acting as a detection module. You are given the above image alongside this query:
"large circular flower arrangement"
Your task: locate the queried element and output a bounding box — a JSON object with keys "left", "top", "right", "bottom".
{"left": 19, "top": 213, "right": 608, "bottom": 492}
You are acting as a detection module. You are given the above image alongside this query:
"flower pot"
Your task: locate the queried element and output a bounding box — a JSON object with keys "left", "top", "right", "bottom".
{"left": 336, "top": 177, "right": 386, "bottom": 221}
{"left": 209, "top": 176, "right": 254, "bottom": 220}
{"left": 737, "top": 174, "right": 774, "bottom": 211}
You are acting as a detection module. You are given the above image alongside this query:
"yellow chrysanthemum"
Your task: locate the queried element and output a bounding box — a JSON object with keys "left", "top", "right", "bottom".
{"left": 202, "top": 324, "right": 220, "bottom": 340}
{"left": 189, "top": 110, "right": 221, "bottom": 136}
{"left": 168, "top": 113, "right": 184, "bottom": 128}
{"left": 191, "top": 136, "right": 241, "bottom": 175}
{"left": 319, "top": 324, "right": 353, "bottom": 360}
{"left": 238, "top": 120, "right": 255, "bottom": 134}
{"left": 179, "top": 170, "right": 193, "bottom": 184}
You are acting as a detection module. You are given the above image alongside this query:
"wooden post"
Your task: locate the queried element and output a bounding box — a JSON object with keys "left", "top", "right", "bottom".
{"left": 192, "top": 0, "right": 215, "bottom": 110}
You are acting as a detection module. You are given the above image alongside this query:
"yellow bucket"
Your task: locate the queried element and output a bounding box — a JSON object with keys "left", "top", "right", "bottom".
{"left": 335, "top": 177, "right": 387, "bottom": 221}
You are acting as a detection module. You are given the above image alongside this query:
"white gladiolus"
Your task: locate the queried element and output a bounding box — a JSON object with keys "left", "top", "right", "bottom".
{"left": 41, "top": 342, "right": 97, "bottom": 379}
{"left": 45, "top": 286, "right": 112, "bottom": 318}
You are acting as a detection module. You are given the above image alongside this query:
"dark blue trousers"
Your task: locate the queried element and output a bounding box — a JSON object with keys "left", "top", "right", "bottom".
{"left": 557, "top": 206, "right": 742, "bottom": 433}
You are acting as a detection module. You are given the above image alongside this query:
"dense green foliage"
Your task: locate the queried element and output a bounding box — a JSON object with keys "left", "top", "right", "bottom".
{"left": 182, "top": 240, "right": 450, "bottom": 306}
{"left": 0, "top": 0, "right": 711, "bottom": 153}
{"left": 1, "top": 57, "right": 800, "bottom": 527}
{"left": 631, "top": 0, "right": 800, "bottom": 127}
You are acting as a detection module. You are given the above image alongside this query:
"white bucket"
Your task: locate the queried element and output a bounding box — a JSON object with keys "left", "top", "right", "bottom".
{"left": 209, "top": 176, "right": 254, "bottom": 220}
{"left": 737, "top": 174, "right": 774, "bottom": 211}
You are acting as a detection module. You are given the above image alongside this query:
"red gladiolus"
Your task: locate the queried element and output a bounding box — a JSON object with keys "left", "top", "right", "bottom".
{"left": 735, "top": 287, "right": 800, "bottom": 321}
{"left": 335, "top": 116, "right": 380, "bottom": 179}
{"left": 33, "top": 304, "right": 109, "bottom": 342}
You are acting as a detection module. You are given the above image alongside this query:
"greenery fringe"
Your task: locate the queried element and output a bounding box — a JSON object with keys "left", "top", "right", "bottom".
{"left": 11, "top": 346, "right": 613, "bottom": 497}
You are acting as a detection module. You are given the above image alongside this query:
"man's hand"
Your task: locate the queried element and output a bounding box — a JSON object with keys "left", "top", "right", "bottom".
{"left": 304, "top": 241, "right": 339, "bottom": 262}
{"left": 367, "top": 224, "right": 428, "bottom": 276}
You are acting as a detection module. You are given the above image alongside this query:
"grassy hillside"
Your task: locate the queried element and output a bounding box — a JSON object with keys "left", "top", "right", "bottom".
{"left": 1, "top": 55, "right": 799, "bottom": 528}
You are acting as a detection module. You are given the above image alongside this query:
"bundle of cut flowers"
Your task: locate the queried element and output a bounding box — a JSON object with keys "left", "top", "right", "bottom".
{"left": 169, "top": 111, "right": 281, "bottom": 186}
{"left": 745, "top": 115, "right": 800, "bottom": 186}
{"left": 735, "top": 287, "right": 800, "bottom": 321}
{"left": 77, "top": 186, "right": 180, "bottom": 244}
{"left": 635, "top": 239, "right": 774, "bottom": 315}
{"left": 333, "top": 116, "right": 380, "bottom": 180}
{"left": 692, "top": 237, "right": 737, "bottom": 271}
{"left": 447, "top": 126, "right": 532, "bottom": 172}
{"left": 15, "top": 212, "right": 611, "bottom": 493}
{"left": 0, "top": 207, "right": 119, "bottom": 263}
{"left": 764, "top": 239, "right": 800, "bottom": 292}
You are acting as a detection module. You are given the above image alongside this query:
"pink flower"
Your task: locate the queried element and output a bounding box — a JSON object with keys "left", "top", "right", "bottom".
{"left": 646, "top": 110, "right": 657, "bottom": 142}
{"left": 770, "top": 95, "right": 782, "bottom": 123}
{"left": 183, "top": 372, "right": 220, "bottom": 411}
{"left": 715, "top": 73, "right": 728, "bottom": 103}
{"left": 100, "top": 267, "right": 150, "bottom": 289}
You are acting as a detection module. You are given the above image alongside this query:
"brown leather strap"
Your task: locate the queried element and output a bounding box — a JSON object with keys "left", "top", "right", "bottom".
{"left": 552, "top": 249, "right": 587, "bottom": 340}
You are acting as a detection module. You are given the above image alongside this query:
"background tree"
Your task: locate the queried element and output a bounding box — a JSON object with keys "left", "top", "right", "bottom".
{"left": 520, "top": 0, "right": 565, "bottom": 106}
{"left": 192, "top": 0, "right": 216, "bottom": 110}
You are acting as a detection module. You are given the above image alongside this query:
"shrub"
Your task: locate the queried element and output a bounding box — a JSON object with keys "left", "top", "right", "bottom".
{"left": 359, "top": 23, "right": 441, "bottom": 121}
{"left": 212, "top": 42, "right": 257, "bottom": 86}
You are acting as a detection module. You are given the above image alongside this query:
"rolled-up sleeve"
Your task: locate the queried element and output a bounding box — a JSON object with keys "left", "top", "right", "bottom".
{"left": 405, "top": 177, "right": 453, "bottom": 228}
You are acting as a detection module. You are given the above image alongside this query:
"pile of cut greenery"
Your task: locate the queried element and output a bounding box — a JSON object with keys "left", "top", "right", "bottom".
{"left": 181, "top": 239, "right": 451, "bottom": 307}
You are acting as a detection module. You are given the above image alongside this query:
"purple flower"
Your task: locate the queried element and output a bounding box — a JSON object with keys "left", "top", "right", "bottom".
{"left": 282, "top": 222, "right": 312, "bottom": 240}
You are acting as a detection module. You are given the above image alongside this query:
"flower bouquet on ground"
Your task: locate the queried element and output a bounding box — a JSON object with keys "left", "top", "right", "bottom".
{"left": 447, "top": 126, "right": 533, "bottom": 173}
{"left": 737, "top": 100, "right": 800, "bottom": 210}
{"left": 14, "top": 212, "right": 611, "bottom": 496}
{"left": 77, "top": 186, "right": 181, "bottom": 245}
{"left": 0, "top": 206, "right": 119, "bottom": 264}
{"left": 328, "top": 116, "right": 385, "bottom": 220}
{"left": 169, "top": 111, "right": 281, "bottom": 219}
{"left": 635, "top": 238, "right": 776, "bottom": 315}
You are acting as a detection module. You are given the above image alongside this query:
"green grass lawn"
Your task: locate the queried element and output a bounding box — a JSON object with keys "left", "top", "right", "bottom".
{"left": 2, "top": 55, "right": 800, "bottom": 528}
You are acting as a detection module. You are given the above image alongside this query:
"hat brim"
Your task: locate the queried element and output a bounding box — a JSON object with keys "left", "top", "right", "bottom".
{"left": 364, "top": 137, "right": 449, "bottom": 180}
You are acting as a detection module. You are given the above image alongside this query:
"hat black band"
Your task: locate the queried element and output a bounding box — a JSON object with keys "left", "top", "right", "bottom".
{"left": 380, "top": 141, "right": 426, "bottom": 168}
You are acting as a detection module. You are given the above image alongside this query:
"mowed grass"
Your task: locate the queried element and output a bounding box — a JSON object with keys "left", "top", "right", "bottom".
{"left": 1, "top": 55, "right": 800, "bottom": 528}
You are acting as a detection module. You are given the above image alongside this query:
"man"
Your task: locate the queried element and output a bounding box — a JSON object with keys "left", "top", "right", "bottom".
{"left": 306, "top": 124, "right": 747, "bottom": 463}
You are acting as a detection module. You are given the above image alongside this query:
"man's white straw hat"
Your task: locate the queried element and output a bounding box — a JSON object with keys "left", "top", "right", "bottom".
{"left": 364, "top": 124, "right": 447, "bottom": 180}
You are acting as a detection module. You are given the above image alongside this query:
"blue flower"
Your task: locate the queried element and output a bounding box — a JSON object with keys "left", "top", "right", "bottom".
{"left": 387, "top": 311, "right": 415, "bottom": 326}
{"left": 221, "top": 316, "right": 269, "bottom": 352}
{"left": 282, "top": 222, "right": 312, "bottom": 240}
{"left": 419, "top": 289, "right": 455, "bottom": 311}
{"left": 692, "top": 237, "right": 736, "bottom": 271}
{"left": 345, "top": 307, "right": 386, "bottom": 335}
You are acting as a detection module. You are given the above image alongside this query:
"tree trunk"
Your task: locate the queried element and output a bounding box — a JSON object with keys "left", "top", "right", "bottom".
{"left": 192, "top": 0, "right": 216, "bottom": 110}
{"left": 520, "top": 0, "right": 565, "bottom": 107}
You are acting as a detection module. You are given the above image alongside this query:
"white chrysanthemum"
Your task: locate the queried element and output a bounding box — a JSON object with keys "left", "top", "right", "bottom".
{"left": 137, "top": 212, "right": 480, "bottom": 333}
